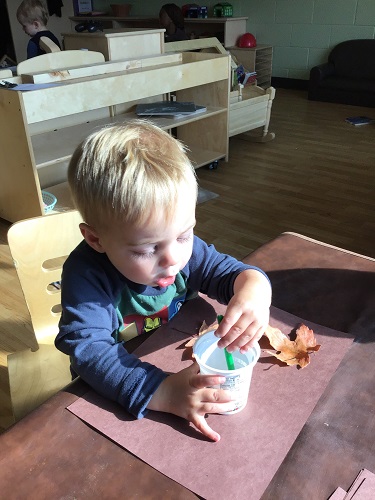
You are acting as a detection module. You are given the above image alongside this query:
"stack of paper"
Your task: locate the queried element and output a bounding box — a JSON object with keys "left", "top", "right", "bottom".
{"left": 330, "top": 469, "right": 375, "bottom": 499}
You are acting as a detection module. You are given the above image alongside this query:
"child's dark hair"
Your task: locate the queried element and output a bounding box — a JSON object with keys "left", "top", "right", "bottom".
{"left": 160, "top": 3, "right": 185, "bottom": 29}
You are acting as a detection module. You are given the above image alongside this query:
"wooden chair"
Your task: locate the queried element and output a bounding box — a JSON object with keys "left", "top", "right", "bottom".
{"left": 5, "top": 210, "right": 83, "bottom": 425}
{"left": 0, "top": 68, "right": 13, "bottom": 78}
{"left": 16, "top": 49, "right": 105, "bottom": 75}
{"left": 39, "top": 36, "right": 61, "bottom": 54}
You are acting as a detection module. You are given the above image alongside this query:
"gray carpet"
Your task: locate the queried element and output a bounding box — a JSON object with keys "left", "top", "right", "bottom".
{"left": 197, "top": 187, "right": 219, "bottom": 205}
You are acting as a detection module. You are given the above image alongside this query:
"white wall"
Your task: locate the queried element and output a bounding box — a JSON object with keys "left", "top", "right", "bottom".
{"left": 240, "top": 0, "right": 375, "bottom": 80}
{"left": 120, "top": 0, "right": 375, "bottom": 80}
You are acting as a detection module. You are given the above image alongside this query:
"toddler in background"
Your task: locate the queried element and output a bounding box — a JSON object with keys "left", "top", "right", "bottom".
{"left": 159, "top": 3, "right": 189, "bottom": 42}
{"left": 16, "top": 0, "right": 61, "bottom": 59}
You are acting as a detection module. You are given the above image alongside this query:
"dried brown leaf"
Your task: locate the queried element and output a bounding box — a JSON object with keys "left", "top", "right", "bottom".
{"left": 264, "top": 323, "right": 321, "bottom": 369}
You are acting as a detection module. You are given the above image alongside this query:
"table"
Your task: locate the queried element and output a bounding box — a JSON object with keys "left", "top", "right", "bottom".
{"left": 0, "top": 232, "right": 374, "bottom": 499}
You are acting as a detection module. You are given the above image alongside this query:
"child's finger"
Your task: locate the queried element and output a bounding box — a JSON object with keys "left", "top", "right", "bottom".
{"left": 190, "top": 373, "right": 227, "bottom": 390}
{"left": 239, "top": 329, "right": 264, "bottom": 353}
{"left": 226, "top": 324, "right": 264, "bottom": 352}
{"left": 217, "top": 320, "right": 260, "bottom": 350}
{"left": 193, "top": 414, "right": 221, "bottom": 442}
{"left": 214, "top": 308, "right": 242, "bottom": 338}
{"left": 200, "top": 387, "right": 233, "bottom": 404}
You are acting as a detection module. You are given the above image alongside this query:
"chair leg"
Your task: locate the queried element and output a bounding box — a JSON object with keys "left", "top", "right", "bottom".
{"left": 0, "top": 354, "right": 16, "bottom": 431}
{"left": 7, "top": 339, "right": 71, "bottom": 423}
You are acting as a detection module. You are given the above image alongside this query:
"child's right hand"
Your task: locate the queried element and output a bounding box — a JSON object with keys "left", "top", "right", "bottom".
{"left": 147, "top": 363, "right": 234, "bottom": 441}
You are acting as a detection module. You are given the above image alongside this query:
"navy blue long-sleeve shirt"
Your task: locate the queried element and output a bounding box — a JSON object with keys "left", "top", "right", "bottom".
{"left": 56, "top": 235, "right": 269, "bottom": 418}
{"left": 27, "top": 30, "right": 61, "bottom": 58}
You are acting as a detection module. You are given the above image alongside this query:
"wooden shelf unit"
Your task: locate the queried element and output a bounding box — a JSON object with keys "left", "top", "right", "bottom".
{"left": 69, "top": 16, "right": 248, "bottom": 48}
{"left": 0, "top": 51, "right": 230, "bottom": 223}
{"left": 229, "top": 44, "right": 273, "bottom": 89}
{"left": 163, "top": 37, "right": 276, "bottom": 141}
{"left": 63, "top": 28, "right": 165, "bottom": 61}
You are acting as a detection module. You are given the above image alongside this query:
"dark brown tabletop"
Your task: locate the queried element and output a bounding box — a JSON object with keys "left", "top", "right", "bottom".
{"left": 0, "top": 232, "right": 374, "bottom": 499}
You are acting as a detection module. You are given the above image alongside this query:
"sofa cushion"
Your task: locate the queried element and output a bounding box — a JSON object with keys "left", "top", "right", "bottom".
{"left": 329, "top": 39, "right": 375, "bottom": 79}
{"left": 319, "top": 76, "right": 375, "bottom": 93}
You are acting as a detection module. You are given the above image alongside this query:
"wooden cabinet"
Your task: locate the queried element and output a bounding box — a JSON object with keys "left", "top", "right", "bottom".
{"left": 69, "top": 16, "right": 248, "bottom": 48}
{"left": 0, "top": 51, "right": 230, "bottom": 222}
{"left": 63, "top": 28, "right": 165, "bottom": 61}
{"left": 229, "top": 45, "right": 273, "bottom": 89}
{"left": 183, "top": 17, "right": 247, "bottom": 47}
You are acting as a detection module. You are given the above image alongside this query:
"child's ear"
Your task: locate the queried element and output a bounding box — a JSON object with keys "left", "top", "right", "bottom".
{"left": 79, "top": 222, "right": 106, "bottom": 253}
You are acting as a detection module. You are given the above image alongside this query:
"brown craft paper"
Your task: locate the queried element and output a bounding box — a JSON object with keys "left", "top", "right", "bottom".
{"left": 329, "top": 487, "right": 347, "bottom": 500}
{"left": 345, "top": 469, "right": 375, "bottom": 499}
{"left": 68, "top": 301, "right": 354, "bottom": 500}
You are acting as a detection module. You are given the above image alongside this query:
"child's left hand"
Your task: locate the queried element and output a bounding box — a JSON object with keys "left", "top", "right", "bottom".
{"left": 215, "top": 269, "right": 271, "bottom": 353}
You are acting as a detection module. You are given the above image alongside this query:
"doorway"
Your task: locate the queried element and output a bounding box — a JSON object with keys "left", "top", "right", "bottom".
{"left": 0, "top": 0, "right": 16, "bottom": 66}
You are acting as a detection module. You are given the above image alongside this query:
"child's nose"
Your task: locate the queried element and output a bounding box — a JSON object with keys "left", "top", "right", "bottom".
{"left": 159, "top": 245, "right": 179, "bottom": 268}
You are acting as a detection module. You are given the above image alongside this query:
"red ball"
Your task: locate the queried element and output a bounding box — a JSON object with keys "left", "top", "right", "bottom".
{"left": 238, "top": 33, "right": 257, "bottom": 48}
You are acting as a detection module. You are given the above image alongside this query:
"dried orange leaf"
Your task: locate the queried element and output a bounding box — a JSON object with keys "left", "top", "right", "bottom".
{"left": 264, "top": 323, "right": 321, "bottom": 369}
{"left": 199, "top": 320, "right": 219, "bottom": 335}
{"left": 184, "top": 337, "right": 197, "bottom": 348}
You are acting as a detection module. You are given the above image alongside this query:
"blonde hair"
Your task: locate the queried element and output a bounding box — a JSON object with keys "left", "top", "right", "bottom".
{"left": 17, "top": 0, "right": 49, "bottom": 26}
{"left": 68, "top": 120, "right": 198, "bottom": 229}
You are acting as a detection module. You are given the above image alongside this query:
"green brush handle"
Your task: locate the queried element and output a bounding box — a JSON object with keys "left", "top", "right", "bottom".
{"left": 224, "top": 347, "right": 235, "bottom": 370}
{"left": 217, "top": 315, "right": 235, "bottom": 370}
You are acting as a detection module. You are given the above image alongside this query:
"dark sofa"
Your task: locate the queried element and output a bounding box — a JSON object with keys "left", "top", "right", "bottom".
{"left": 308, "top": 39, "right": 375, "bottom": 107}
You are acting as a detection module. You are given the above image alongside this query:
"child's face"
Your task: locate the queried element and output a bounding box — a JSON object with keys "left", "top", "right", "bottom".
{"left": 19, "top": 21, "right": 39, "bottom": 37}
{"left": 82, "top": 190, "right": 197, "bottom": 287}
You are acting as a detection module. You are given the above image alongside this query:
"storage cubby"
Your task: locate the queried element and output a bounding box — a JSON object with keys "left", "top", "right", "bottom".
{"left": 0, "top": 51, "right": 230, "bottom": 222}
{"left": 229, "top": 45, "right": 273, "bottom": 89}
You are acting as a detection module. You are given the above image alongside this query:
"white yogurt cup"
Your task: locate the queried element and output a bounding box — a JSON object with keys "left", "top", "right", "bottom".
{"left": 193, "top": 330, "right": 260, "bottom": 414}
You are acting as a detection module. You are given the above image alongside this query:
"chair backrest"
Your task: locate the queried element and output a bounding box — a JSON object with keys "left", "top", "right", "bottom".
{"left": 0, "top": 68, "right": 13, "bottom": 78}
{"left": 39, "top": 36, "right": 61, "bottom": 53}
{"left": 329, "top": 39, "right": 375, "bottom": 79}
{"left": 7, "top": 210, "right": 83, "bottom": 342}
{"left": 16, "top": 50, "right": 105, "bottom": 75}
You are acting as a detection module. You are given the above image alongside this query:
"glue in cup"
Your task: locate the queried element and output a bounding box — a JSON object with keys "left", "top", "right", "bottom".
{"left": 193, "top": 330, "right": 260, "bottom": 415}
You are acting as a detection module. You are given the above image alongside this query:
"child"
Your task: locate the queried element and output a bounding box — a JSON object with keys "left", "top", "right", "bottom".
{"left": 56, "top": 121, "right": 272, "bottom": 442}
{"left": 159, "top": 3, "right": 189, "bottom": 42}
{"left": 16, "top": 0, "right": 61, "bottom": 59}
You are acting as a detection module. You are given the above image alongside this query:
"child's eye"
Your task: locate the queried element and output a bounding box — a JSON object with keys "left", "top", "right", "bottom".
{"left": 178, "top": 232, "right": 193, "bottom": 243}
{"left": 132, "top": 248, "right": 156, "bottom": 259}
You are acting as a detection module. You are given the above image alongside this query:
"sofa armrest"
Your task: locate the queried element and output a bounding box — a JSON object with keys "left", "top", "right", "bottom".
{"left": 310, "top": 62, "right": 335, "bottom": 83}
{"left": 308, "top": 62, "right": 335, "bottom": 100}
